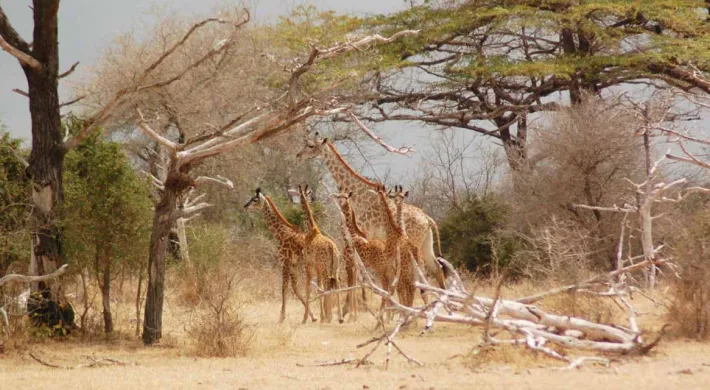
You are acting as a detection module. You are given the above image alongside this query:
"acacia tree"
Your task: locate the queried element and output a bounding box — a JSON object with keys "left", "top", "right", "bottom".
{"left": 284, "top": 1, "right": 710, "bottom": 172}
{"left": 62, "top": 128, "right": 152, "bottom": 334}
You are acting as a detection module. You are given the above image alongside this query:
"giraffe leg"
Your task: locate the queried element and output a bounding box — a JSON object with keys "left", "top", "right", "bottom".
{"left": 330, "top": 246, "right": 343, "bottom": 324}
{"left": 333, "top": 274, "right": 343, "bottom": 324}
{"left": 289, "top": 262, "right": 315, "bottom": 323}
{"left": 279, "top": 263, "right": 289, "bottom": 323}
{"left": 341, "top": 262, "right": 355, "bottom": 321}
{"left": 303, "top": 267, "right": 314, "bottom": 324}
{"left": 322, "top": 265, "right": 331, "bottom": 323}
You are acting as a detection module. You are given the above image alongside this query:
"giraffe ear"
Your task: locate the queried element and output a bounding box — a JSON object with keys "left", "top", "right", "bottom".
{"left": 255, "top": 187, "right": 261, "bottom": 195}
{"left": 404, "top": 191, "right": 409, "bottom": 197}
{"left": 322, "top": 138, "right": 328, "bottom": 144}
{"left": 348, "top": 191, "right": 353, "bottom": 198}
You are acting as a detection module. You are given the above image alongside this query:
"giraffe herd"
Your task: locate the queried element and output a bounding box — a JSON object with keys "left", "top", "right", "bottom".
{"left": 244, "top": 133, "right": 446, "bottom": 323}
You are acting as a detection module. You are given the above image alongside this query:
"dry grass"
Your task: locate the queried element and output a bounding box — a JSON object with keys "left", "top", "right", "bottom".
{"left": 0, "top": 241, "right": 704, "bottom": 389}
{"left": 1, "top": 294, "right": 709, "bottom": 390}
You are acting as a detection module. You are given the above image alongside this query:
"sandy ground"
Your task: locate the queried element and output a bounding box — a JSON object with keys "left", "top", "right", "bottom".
{"left": 2, "top": 294, "right": 710, "bottom": 390}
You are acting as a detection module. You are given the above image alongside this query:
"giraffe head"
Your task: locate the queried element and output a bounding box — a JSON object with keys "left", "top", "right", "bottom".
{"left": 243, "top": 188, "right": 267, "bottom": 211}
{"left": 297, "top": 184, "right": 314, "bottom": 203}
{"left": 388, "top": 184, "right": 409, "bottom": 205}
{"left": 331, "top": 188, "right": 355, "bottom": 214}
{"left": 295, "top": 132, "right": 329, "bottom": 160}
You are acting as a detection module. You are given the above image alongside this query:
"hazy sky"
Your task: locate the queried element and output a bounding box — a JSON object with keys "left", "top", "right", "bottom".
{"left": 0, "top": 0, "right": 485, "bottom": 180}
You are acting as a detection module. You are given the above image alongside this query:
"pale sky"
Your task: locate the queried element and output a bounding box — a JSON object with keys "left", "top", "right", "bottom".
{"left": 0, "top": 0, "right": 490, "bottom": 181}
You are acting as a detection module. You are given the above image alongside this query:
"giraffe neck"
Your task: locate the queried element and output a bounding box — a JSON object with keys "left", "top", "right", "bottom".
{"left": 262, "top": 196, "right": 300, "bottom": 240}
{"left": 379, "top": 193, "right": 404, "bottom": 240}
{"left": 300, "top": 190, "right": 321, "bottom": 237}
{"left": 322, "top": 143, "right": 378, "bottom": 194}
{"left": 345, "top": 204, "right": 367, "bottom": 239}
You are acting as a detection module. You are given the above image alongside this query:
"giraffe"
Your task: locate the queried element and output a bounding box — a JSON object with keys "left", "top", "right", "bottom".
{"left": 378, "top": 185, "right": 417, "bottom": 308}
{"left": 243, "top": 188, "right": 316, "bottom": 324}
{"left": 333, "top": 190, "right": 399, "bottom": 317}
{"left": 296, "top": 134, "right": 446, "bottom": 289}
{"left": 297, "top": 185, "right": 343, "bottom": 324}
{"left": 375, "top": 184, "right": 416, "bottom": 308}
{"left": 330, "top": 192, "right": 362, "bottom": 322}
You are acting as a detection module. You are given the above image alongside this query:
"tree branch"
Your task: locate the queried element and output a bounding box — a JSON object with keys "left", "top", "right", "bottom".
{"left": 0, "top": 5, "right": 41, "bottom": 70}
{"left": 0, "top": 36, "right": 40, "bottom": 69}
{"left": 59, "top": 95, "right": 86, "bottom": 108}
{"left": 63, "top": 13, "right": 250, "bottom": 151}
{"left": 11, "top": 88, "right": 28, "bottom": 98}
{"left": 135, "top": 108, "right": 178, "bottom": 152}
{"left": 0, "top": 264, "right": 68, "bottom": 287}
{"left": 194, "top": 175, "right": 234, "bottom": 189}
{"left": 666, "top": 153, "right": 710, "bottom": 170}
{"left": 58, "top": 61, "right": 79, "bottom": 79}
{"left": 348, "top": 113, "right": 415, "bottom": 156}
{"left": 175, "top": 203, "right": 212, "bottom": 220}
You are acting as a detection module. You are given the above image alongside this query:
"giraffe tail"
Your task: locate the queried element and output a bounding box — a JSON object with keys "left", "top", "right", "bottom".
{"left": 426, "top": 215, "right": 443, "bottom": 258}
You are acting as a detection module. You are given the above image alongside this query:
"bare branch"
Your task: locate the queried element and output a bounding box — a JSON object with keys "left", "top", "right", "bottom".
{"left": 516, "top": 256, "right": 668, "bottom": 304}
{"left": 59, "top": 95, "right": 86, "bottom": 108}
{"left": 0, "top": 264, "right": 68, "bottom": 287}
{"left": 0, "top": 34, "right": 41, "bottom": 70}
{"left": 348, "top": 113, "right": 416, "bottom": 156}
{"left": 666, "top": 153, "right": 710, "bottom": 170}
{"left": 194, "top": 175, "right": 234, "bottom": 189}
{"left": 571, "top": 203, "right": 637, "bottom": 213}
{"left": 141, "top": 170, "right": 165, "bottom": 190}
{"left": 63, "top": 13, "right": 251, "bottom": 151}
{"left": 135, "top": 108, "right": 178, "bottom": 151}
{"left": 58, "top": 61, "right": 79, "bottom": 79}
{"left": 176, "top": 203, "right": 212, "bottom": 220}
{"left": 11, "top": 88, "right": 28, "bottom": 98}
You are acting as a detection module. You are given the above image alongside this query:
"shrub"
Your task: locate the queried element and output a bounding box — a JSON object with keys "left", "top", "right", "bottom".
{"left": 439, "top": 195, "right": 520, "bottom": 274}
{"left": 665, "top": 193, "right": 710, "bottom": 339}
{"left": 186, "top": 260, "right": 253, "bottom": 357}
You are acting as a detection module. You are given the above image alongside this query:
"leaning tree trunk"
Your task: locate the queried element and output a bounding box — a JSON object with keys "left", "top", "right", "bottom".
{"left": 142, "top": 163, "right": 187, "bottom": 345}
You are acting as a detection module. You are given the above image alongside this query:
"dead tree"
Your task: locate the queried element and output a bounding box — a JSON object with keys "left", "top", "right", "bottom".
{"left": 125, "top": 30, "right": 418, "bottom": 345}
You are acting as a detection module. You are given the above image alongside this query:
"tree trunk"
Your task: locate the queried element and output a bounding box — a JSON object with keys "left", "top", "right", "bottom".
{"left": 79, "top": 269, "right": 90, "bottom": 331}
{"left": 20, "top": 2, "right": 65, "bottom": 303}
{"left": 100, "top": 244, "right": 113, "bottom": 334}
{"left": 175, "top": 217, "right": 191, "bottom": 263}
{"left": 142, "top": 164, "right": 183, "bottom": 345}
{"left": 135, "top": 264, "right": 144, "bottom": 337}
{"left": 641, "top": 131, "right": 656, "bottom": 289}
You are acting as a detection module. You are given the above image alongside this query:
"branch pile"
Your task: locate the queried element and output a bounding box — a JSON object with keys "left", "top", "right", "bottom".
{"left": 344, "top": 251, "right": 666, "bottom": 369}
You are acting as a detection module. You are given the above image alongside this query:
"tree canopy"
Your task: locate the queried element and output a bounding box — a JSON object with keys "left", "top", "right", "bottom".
{"left": 279, "top": 1, "right": 710, "bottom": 170}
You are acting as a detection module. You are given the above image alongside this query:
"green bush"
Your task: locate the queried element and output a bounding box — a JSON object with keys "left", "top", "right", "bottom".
{"left": 439, "top": 195, "right": 518, "bottom": 274}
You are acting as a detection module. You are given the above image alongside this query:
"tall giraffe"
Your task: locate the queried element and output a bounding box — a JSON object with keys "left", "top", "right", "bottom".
{"left": 377, "top": 185, "right": 416, "bottom": 308}
{"left": 296, "top": 134, "right": 446, "bottom": 289}
{"left": 297, "top": 185, "right": 343, "bottom": 324}
{"left": 334, "top": 190, "right": 399, "bottom": 316}
{"left": 243, "top": 188, "right": 316, "bottom": 323}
